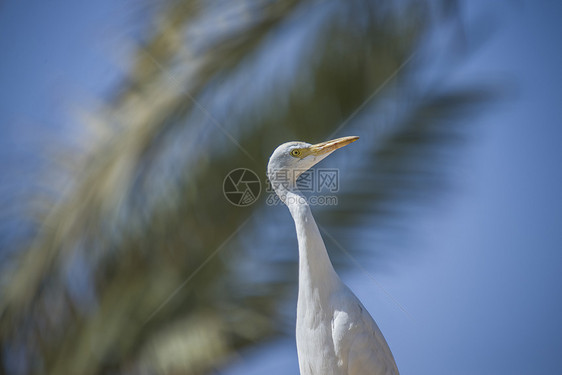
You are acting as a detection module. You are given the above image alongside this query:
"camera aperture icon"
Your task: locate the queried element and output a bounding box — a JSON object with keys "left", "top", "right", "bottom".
{"left": 223, "top": 168, "right": 261, "bottom": 207}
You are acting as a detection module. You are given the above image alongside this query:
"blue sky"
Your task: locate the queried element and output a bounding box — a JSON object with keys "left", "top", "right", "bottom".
{"left": 228, "top": 2, "right": 562, "bottom": 374}
{"left": 1, "top": 1, "right": 561, "bottom": 374}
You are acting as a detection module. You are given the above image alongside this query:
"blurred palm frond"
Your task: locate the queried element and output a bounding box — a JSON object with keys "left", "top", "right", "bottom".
{"left": 0, "top": 0, "right": 494, "bottom": 374}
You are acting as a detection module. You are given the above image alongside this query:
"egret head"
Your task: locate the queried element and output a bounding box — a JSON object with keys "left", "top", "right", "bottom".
{"left": 267, "top": 136, "right": 359, "bottom": 190}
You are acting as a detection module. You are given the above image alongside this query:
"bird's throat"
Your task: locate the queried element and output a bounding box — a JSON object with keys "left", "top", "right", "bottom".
{"left": 286, "top": 190, "right": 341, "bottom": 293}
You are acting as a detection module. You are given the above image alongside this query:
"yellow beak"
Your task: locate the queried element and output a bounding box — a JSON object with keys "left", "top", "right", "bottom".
{"left": 309, "top": 136, "right": 359, "bottom": 156}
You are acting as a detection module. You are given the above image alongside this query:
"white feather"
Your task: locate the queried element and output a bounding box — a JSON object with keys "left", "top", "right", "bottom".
{"left": 268, "top": 140, "right": 399, "bottom": 375}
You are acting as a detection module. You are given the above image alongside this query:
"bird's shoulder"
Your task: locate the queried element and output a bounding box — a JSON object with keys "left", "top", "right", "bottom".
{"left": 329, "top": 287, "right": 400, "bottom": 375}
{"left": 329, "top": 287, "right": 376, "bottom": 349}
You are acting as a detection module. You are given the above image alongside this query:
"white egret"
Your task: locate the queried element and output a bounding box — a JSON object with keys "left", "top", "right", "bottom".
{"left": 268, "top": 136, "right": 399, "bottom": 375}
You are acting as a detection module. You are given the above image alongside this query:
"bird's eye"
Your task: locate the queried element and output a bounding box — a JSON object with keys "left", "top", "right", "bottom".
{"left": 290, "top": 149, "right": 302, "bottom": 157}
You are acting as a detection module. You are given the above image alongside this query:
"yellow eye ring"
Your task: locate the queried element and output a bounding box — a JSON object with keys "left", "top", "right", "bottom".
{"left": 290, "top": 149, "right": 301, "bottom": 157}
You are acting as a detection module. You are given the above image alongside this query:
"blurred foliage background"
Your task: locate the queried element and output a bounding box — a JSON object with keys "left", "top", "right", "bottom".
{"left": 0, "top": 0, "right": 493, "bottom": 374}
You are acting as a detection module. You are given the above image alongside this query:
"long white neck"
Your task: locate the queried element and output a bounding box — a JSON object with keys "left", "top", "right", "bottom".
{"left": 276, "top": 184, "right": 341, "bottom": 294}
